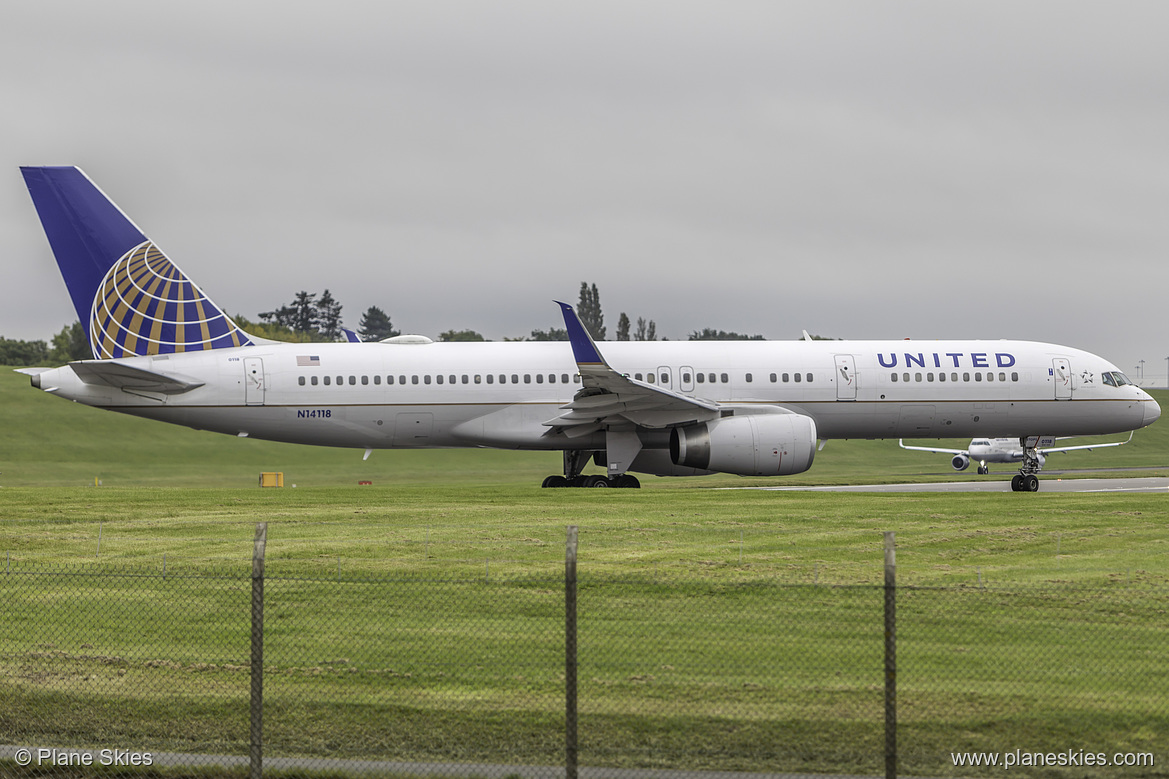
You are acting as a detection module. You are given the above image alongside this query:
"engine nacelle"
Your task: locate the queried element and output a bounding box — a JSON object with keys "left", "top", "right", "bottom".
{"left": 951, "top": 454, "right": 970, "bottom": 471}
{"left": 670, "top": 413, "right": 817, "bottom": 477}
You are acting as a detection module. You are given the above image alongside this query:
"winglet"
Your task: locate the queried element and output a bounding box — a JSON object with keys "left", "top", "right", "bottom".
{"left": 556, "top": 301, "right": 605, "bottom": 366}
{"left": 341, "top": 328, "right": 363, "bottom": 343}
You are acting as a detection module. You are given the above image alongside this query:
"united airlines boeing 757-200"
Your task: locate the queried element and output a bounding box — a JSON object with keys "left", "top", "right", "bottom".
{"left": 16, "top": 166, "right": 1160, "bottom": 490}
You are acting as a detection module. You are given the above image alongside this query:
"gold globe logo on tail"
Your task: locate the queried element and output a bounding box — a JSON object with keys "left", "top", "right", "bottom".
{"left": 90, "top": 241, "right": 250, "bottom": 358}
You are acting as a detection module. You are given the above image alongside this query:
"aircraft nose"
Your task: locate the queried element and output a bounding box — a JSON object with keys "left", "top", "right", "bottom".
{"left": 1144, "top": 395, "right": 1161, "bottom": 427}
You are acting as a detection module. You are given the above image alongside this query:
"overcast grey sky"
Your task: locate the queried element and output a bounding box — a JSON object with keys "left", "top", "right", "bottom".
{"left": 3, "top": 1, "right": 1166, "bottom": 382}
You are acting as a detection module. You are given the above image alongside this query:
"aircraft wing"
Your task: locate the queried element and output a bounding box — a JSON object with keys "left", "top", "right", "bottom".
{"left": 68, "top": 360, "right": 205, "bottom": 394}
{"left": 1040, "top": 432, "right": 1132, "bottom": 455}
{"left": 543, "top": 302, "right": 720, "bottom": 436}
{"left": 898, "top": 440, "right": 968, "bottom": 456}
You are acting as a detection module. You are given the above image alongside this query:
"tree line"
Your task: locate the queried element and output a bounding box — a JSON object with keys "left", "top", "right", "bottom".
{"left": 1, "top": 282, "right": 834, "bottom": 366}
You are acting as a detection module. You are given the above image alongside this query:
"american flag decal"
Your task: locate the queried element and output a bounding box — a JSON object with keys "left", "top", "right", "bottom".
{"left": 297, "top": 355, "right": 321, "bottom": 367}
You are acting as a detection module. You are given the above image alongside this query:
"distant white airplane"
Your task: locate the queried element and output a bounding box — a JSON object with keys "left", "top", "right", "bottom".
{"left": 899, "top": 433, "right": 1133, "bottom": 474}
{"left": 16, "top": 166, "right": 1161, "bottom": 491}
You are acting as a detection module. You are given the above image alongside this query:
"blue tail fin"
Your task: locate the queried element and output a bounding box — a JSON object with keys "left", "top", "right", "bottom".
{"left": 21, "top": 166, "right": 252, "bottom": 359}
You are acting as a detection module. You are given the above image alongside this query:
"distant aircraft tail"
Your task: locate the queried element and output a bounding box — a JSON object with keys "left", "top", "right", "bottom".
{"left": 21, "top": 166, "right": 252, "bottom": 359}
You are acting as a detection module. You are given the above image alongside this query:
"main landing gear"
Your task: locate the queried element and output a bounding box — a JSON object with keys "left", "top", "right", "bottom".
{"left": 1009, "top": 439, "right": 1042, "bottom": 492}
{"left": 541, "top": 451, "right": 641, "bottom": 488}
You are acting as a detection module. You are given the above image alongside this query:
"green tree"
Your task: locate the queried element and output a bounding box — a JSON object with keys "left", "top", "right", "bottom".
{"left": 0, "top": 337, "right": 50, "bottom": 366}
{"left": 525, "top": 327, "right": 568, "bottom": 341}
{"left": 616, "top": 313, "right": 631, "bottom": 341}
{"left": 50, "top": 321, "right": 90, "bottom": 362}
{"left": 634, "top": 317, "right": 658, "bottom": 341}
{"left": 439, "top": 329, "right": 486, "bottom": 342}
{"left": 577, "top": 282, "right": 605, "bottom": 340}
{"left": 688, "top": 328, "right": 765, "bottom": 341}
{"left": 316, "top": 289, "right": 343, "bottom": 341}
{"left": 358, "top": 306, "right": 398, "bottom": 341}
{"left": 232, "top": 314, "right": 317, "bottom": 343}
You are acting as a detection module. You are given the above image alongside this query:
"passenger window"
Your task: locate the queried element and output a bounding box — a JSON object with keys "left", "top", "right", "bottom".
{"left": 769, "top": 373, "right": 777, "bottom": 383}
{"left": 412, "top": 375, "right": 419, "bottom": 385}
{"left": 806, "top": 373, "right": 813, "bottom": 382}
{"left": 512, "top": 374, "right": 519, "bottom": 384}
{"left": 563, "top": 374, "right": 571, "bottom": 383}
{"left": 963, "top": 372, "right": 970, "bottom": 382}
{"left": 793, "top": 373, "right": 801, "bottom": 383}
{"left": 324, "top": 376, "right": 331, "bottom": 386}
{"left": 903, "top": 373, "right": 910, "bottom": 383}
{"left": 436, "top": 375, "right": 444, "bottom": 385}
{"left": 387, "top": 375, "right": 395, "bottom": 385}
{"left": 891, "top": 373, "right": 898, "bottom": 382}
{"left": 462, "top": 375, "right": 469, "bottom": 384}
{"left": 524, "top": 374, "right": 531, "bottom": 384}
{"left": 536, "top": 374, "right": 544, "bottom": 384}
{"left": 915, "top": 373, "right": 922, "bottom": 382}
{"left": 696, "top": 373, "right": 705, "bottom": 383}
{"left": 782, "top": 373, "right": 790, "bottom": 382}
{"left": 398, "top": 375, "right": 406, "bottom": 385}
{"left": 974, "top": 373, "right": 982, "bottom": 382}
{"left": 987, "top": 373, "right": 994, "bottom": 382}
{"left": 745, "top": 373, "right": 753, "bottom": 383}
{"left": 374, "top": 375, "right": 381, "bottom": 385}
{"left": 337, "top": 376, "right": 343, "bottom": 385}
{"left": 298, "top": 376, "right": 305, "bottom": 386}
{"left": 424, "top": 375, "right": 432, "bottom": 385}
{"left": 487, "top": 375, "right": 494, "bottom": 384}
{"left": 938, "top": 372, "right": 945, "bottom": 382}
{"left": 347, "top": 376, "right": 354, "bottom": 385}
{"left": 311, "top": 376, "right": 318, "bottom": 386}
{"left": 682, "top": 372, "right": 692, "bottom": 383}
{"left": 361, "top": 375, "right": 369, "bottom": 385}
{"left": 1011, "top": 372, "right": 1019, "bottom": 382}
{"left": 927, "top": 373, "right": 934, "bottom": 382}
{"left": 646, "top": 374, "right": 655, "bottom": 384}
{"left": 721, "top": 373, "right": 729, "bottom": 383}
{"left": 999, "top": 372, "right": 1006, "bottom": 382}
{"left": 951, "top": 372, "right": 958, "bottom": 382}
{"left": 635, "top": 373, "right": 643, "bottom": 381}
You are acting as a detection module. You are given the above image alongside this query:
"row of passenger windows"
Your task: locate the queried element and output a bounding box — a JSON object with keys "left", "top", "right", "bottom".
{"left": 636, "top": 372, "right": 815, "bottom": 384}
{"left": 890, "top": 371, "right": 1019, "bottom": 383}
{"left": 298, "top": 373, "right": 575, "bottom": 387}
{"left": 297, "top": 371, "right": 819, "bottom": 388}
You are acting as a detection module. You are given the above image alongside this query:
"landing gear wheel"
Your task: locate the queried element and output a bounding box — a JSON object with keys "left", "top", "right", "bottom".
{"left": 613, "top": 474, "right": 641, "bottom": 489}
{"left": 977, "top": 465, "right": 988, "bottom": 475}
{"left": 583, "top": 475, "right": 610, "bottom": 488}
{"left": 1011, "top": 474, "right": 1024, "bottom": 492}
{"left": 1023, "top": 474, "right": 1040, "bottom": 492}
{"left": 541, "top": 475, "right": 569, "bottom": 488}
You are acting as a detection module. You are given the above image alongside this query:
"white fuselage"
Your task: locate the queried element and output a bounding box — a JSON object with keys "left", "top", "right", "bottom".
{"left": 34, "top": 339, "right": 1160, "bottom": 457}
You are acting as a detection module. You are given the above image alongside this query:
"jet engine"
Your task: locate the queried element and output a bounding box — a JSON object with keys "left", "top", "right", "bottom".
{"left": 951, "top": 454, "right": 970, "bottom": 471}
{"left": 670, "top": 413, "right": 817, "bottom": 477}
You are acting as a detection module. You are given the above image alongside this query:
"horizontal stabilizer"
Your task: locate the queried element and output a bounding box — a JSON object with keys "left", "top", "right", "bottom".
{"left": 69, "top": 360, "right": 205, "bottom": 394}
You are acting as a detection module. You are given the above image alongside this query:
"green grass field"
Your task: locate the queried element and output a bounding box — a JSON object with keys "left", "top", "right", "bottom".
{"left": 2, "top": 369, "right": 1168, "bottom": 777}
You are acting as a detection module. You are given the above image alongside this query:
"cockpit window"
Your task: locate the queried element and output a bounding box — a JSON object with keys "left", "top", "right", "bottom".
{"left": 1102, "top": 371, "right": 1132, "bottom": 387}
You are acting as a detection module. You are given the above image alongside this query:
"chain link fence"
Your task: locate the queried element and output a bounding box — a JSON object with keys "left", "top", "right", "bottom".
{"left": 2, "top": 528, "right": 1166, "bottom": 779}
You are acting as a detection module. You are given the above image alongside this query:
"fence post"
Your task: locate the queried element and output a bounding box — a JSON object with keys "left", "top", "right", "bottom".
{"left": 884, "top": 531, "right": 896, "bottom": 779}
{"left": 251, "top": 522, "right": 268, "bottom": 779}
{"left": 565, "top": 525, "right": 579, "bottom": 779}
